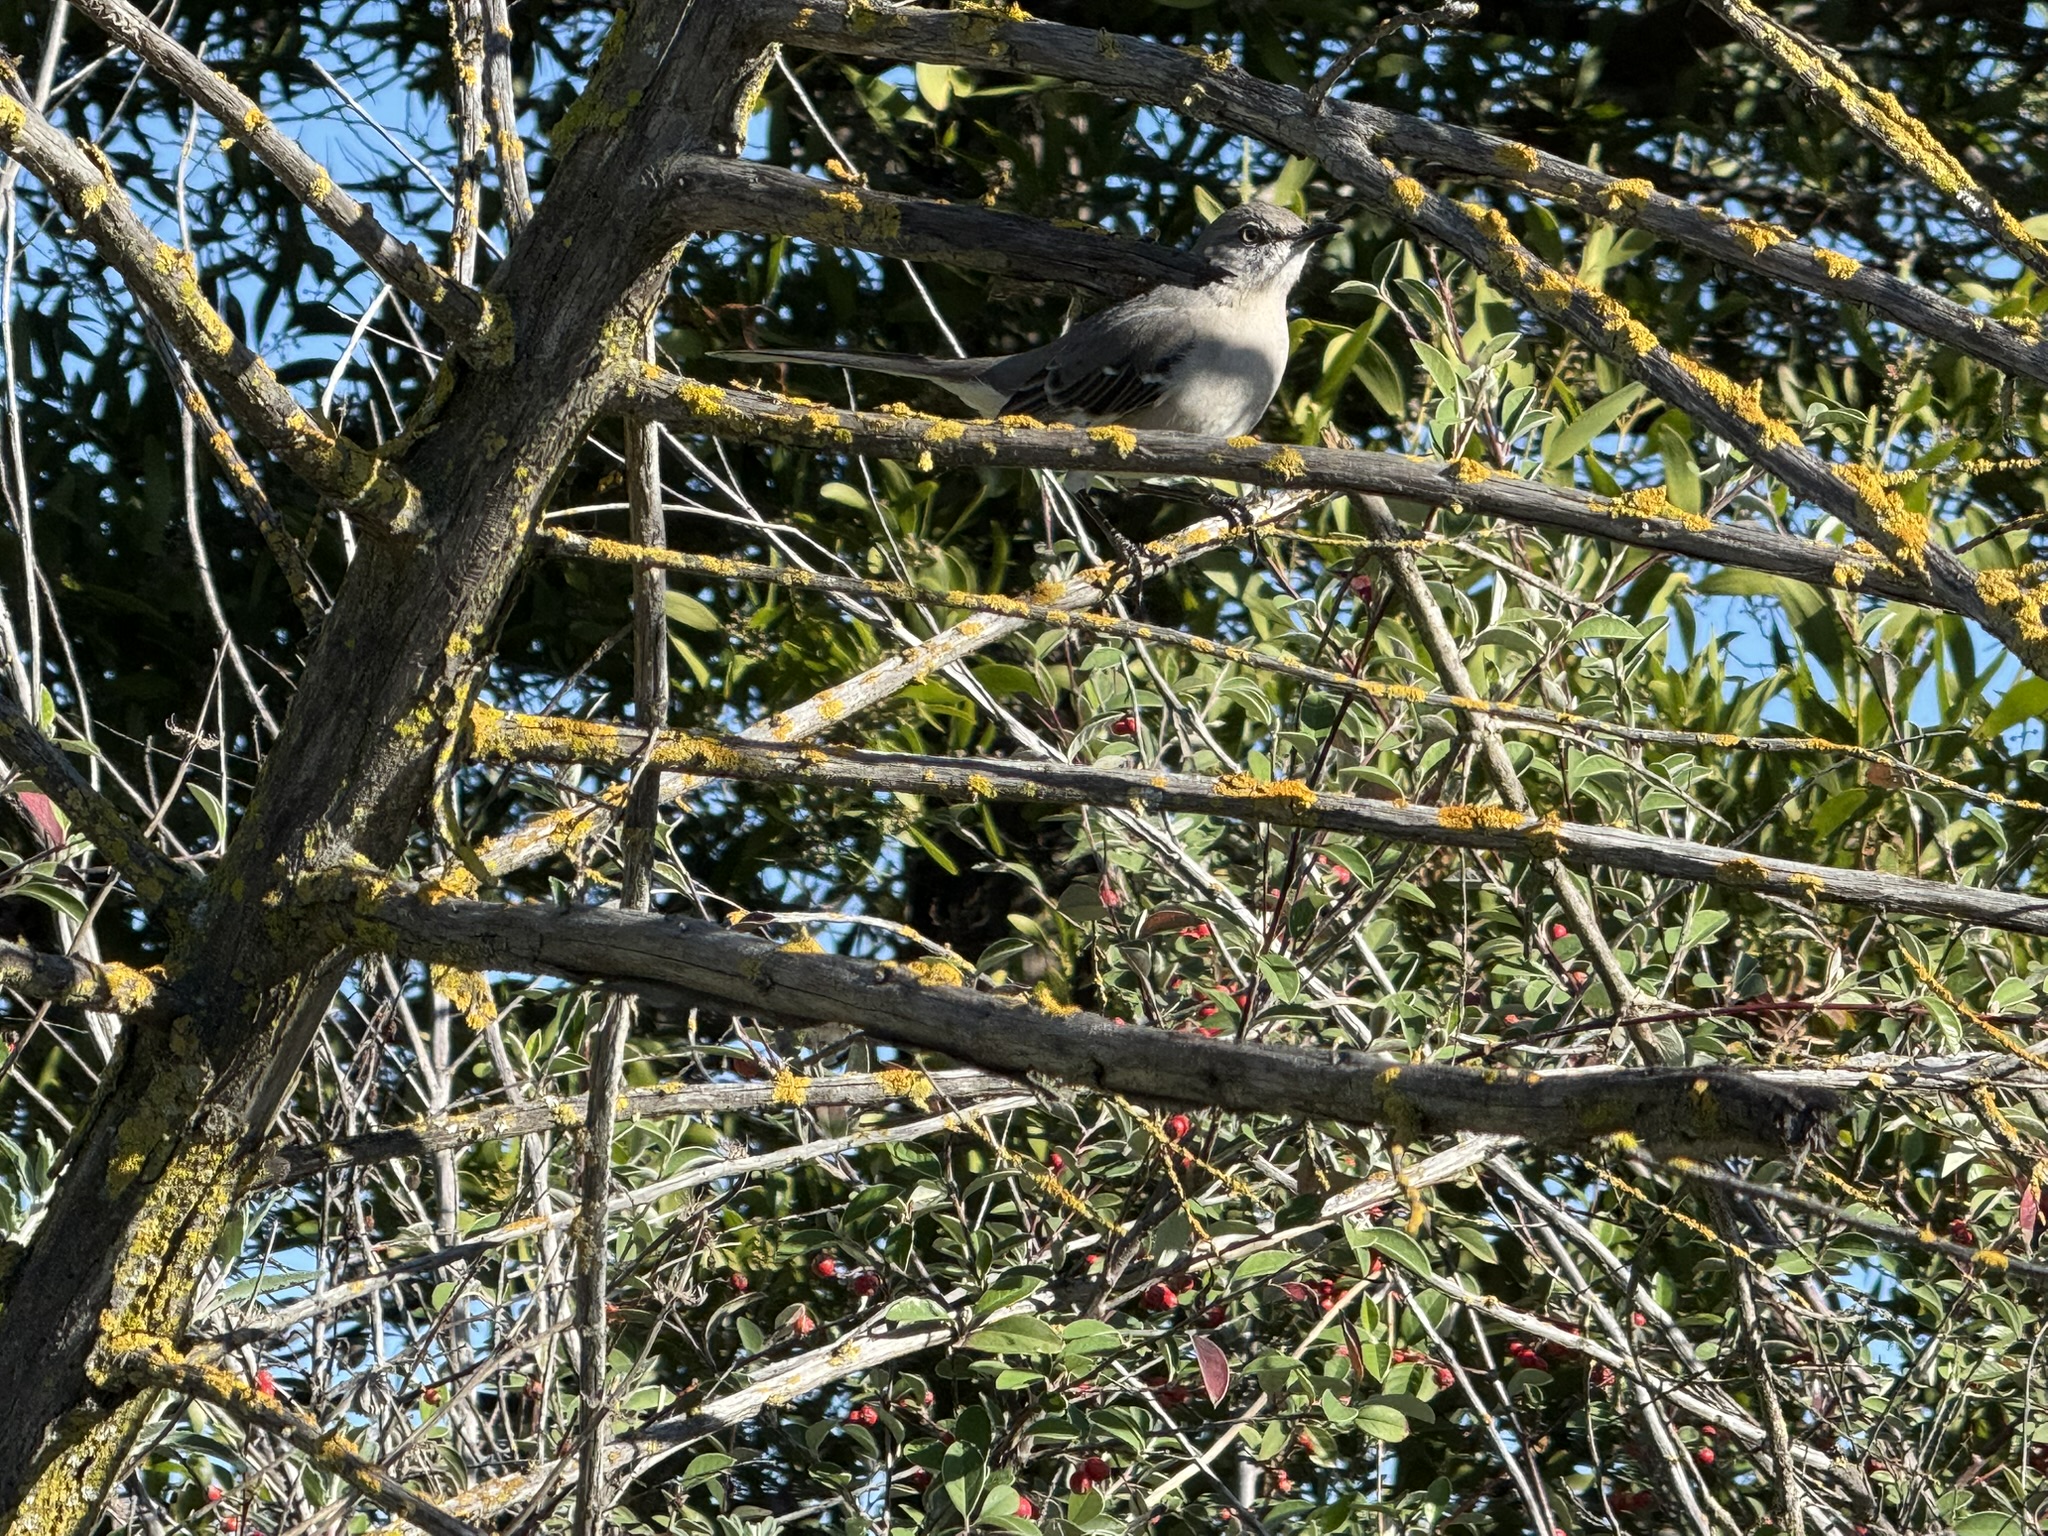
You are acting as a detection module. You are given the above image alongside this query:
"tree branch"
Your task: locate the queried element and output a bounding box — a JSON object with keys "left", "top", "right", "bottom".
{"left": 659, "top": 155, "right": 1221, "bottom": 298}
{"left": 66, "top": 0, "right": 494, "bottom": 345}
{"left": 334, "top": 880, "right": 1838, "bottom": 1157}
{"left": 0, "top": 939, "right": 156, "bottom": 1012}
{"left": 464, "top": 707, "right": 2048, "bottom": 943}
{"left": 0, "top": 689, "right": 187, "bottom": 906}
{"left": 260, "top": 1067, "right": 1023, "bottom": 1186}
{"left": 0, "top": 65, "right": 427, "bottom": 535}
{"left": 106, "top": 1338, "right": 487, "bottom": 1536}
{"left": 615, "top": 373, "right": 1952, "bottom": 614}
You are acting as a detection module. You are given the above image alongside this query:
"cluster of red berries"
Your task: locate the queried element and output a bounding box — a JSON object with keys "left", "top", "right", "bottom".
{"left": 1179, "top": 923, "right": 1212, "bottom": 940}
{"left": 1164, "top": 1113, "right": 1191, "bottom": 1141}
{"left": 252, "top": 1369, "right": 276, "bottom": 1397}
{"left": 843, "top": 1403, "right": 880, "bottom": 1427}
{"left": 1110, "top": 716, "right": 1138, "bottom": 737}
{"left": 1071, "top": 1455, "right": 1113, "bottom": 1493}
{"left": 1949, "top": 1217, "right": 1977, "bottom": 1246}
{"left": 1695, "top": 1423, "right": 1718, "bottom": 1465}
{"left": 1504, "top": 1339, "right": 1550, "bottom": 1369}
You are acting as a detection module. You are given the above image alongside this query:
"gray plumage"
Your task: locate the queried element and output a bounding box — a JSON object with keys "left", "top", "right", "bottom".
{"left": 713, "top": 203, "right": 1339, "bottom": 438}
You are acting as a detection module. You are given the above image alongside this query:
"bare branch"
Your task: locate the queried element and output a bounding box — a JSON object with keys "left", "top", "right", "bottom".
{"left": 660, "top": 155, "right": 1222, "bottom": 298}
{"left": 67, "top": 0, "right": 494, "bottom": 343}
{"left": 335, "top": 879, "right": 1839, "bottom": 1157}
{"left": 260, "top": 1068, "right": 1024, "bottom": 1186}
{"left": 464, "top": 707, "right": 2048, "bottom": 943}
{"left": 0, "top": 938, "right": 156, "bottom": 1012}
{"left": 0, "top": 65, "right": 427, "bottom": 535}
{"left": 0, "top": 688, "right": 186, "bottom": 905}
{"left": 107, "top": 1339, "right": 488, "bottom": 1536}
{"left": 616, "top": 375, "right": 1951, "bottom": 613}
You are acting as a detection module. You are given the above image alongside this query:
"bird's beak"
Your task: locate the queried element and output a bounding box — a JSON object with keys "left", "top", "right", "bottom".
{"left": 1295, "top": 215, "right": 1346, "bottom": 244}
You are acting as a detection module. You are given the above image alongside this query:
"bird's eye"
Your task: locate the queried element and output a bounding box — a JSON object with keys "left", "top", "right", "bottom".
{"left": 1238, "top": 226, "right": 1261, "bottom": 245}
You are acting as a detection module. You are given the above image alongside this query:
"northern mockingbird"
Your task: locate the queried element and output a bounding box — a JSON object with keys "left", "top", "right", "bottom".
{"left": 714, "top": 202, "right": 1340, "bottom": 437}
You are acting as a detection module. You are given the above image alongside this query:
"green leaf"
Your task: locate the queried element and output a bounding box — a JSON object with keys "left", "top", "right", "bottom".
{"left": 1353, "top": 1403, "right": 1410, "bottom": 1442}
{"left": 1192, "top": 185, "right": 1229, "bottom": 222}
{"left": 914, "top": 61, "right": 952, "bottom": 110}
{"left": 1541, "top": 382, "right": 1645, "bottom": 468}
{"left": 680, "top": 1454, "right": 735, "bottom": 1489}
{"left": 962, "top": 1316, "right": 1065, "bottom": 1355}
{"left": 664, "top": 590, "right": 721, "bottom": 632}
{"left": 1351, "top": 335, "right": 1409, "bottom": 416}
{"left": 1981, "top": 675, "right": 2048, "bottom": 739}
{"left": 1351, "top": 1225, "right": 1432, "bottom": 1278}
{"left": 190, "top": 784, "right": 229, "bottom": 845}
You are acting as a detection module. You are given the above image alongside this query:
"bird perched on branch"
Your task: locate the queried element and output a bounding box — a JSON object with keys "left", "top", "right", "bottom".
{"left": 713, "top": 202, "right": 1341, "bottom": 439}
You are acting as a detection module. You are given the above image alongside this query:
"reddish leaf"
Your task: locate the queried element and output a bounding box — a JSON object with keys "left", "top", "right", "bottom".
{"left": 2021, "top": 1179, "right": 2040, "bottom": 1245}
{"left": 1191, "top": 1333, "right": 1230, "bottom": 1404}
{"left": 1136, "top": 907, "right": 1198, "bottom": 938}
{"left": 12, "top": 792, "right": 63, "bottom": 848}
{"left": 1276, "top": 1281, "right": 1312, "bottom": 1302}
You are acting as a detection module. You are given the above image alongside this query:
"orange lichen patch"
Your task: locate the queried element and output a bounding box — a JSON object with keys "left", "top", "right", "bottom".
{"left": 1786, "top": 872, "right": 1827, "bottom": 901}
{"left": 873, "top": 1066, "right": 936, "bottom": 1107}
{"left": 1667, "top": 354, "right": 1800, "bottom": 449}
{"left": 1829, "top": 461, "right": 1929, "bottom": 567}
{"left": 1812, "top": 246, "right": 1863, "bottom": 282}
{"left": 1491, "top": 140, "right": 1540, "bottom": 174}
{"left": 1380, "top": 682, "right": 1428, "bottom": 702}
{"left": 779, "top": 932, "right": 825, "bottom": 955}
{"left": 965, "top": 772, "right": 998, "bottom": 799}
{"left": 1389, "top": 176, "right": 1427, "bottom": 215}
{"left": 770, "top": 1069, "right": 810, "bottom": 1106}
{"left": 905, "top": 959, "right": 965, "bottom": 987}
{"left": 1461, "top": 202, "right": 1518, "bottom": 252}
{"left": 1447, "top": 457, "right": 1491, "bottom": 484}
{"left": 1725, "top": 219, "right": 1786, "bottom": 256}
{"left": 1213, "top": 772, "right": 1318, "bottom": 809}
{"left": 1973, "top": 563, "right": 2048, "bottom": 645}
{"left": 1605, "top": 485, "right": 1713, "bottom": 532}
{"left": 98, "top": 962, "right": 159, "bottom": 1012}
{"left": 1597, "top": 178, "right": 1654, "bottom": 214}
{"left": 1264, "top": 446, "right": 1308, "bottom": 480}
{"left": 1029, "top": 981, "right": 1080, "bottom": 1016}
{"left": 1226, "top": 434, "right": 1261, "bottom": 449}
{"left": 430, "top": 964, "right": 496, "bottom": 1031}
{"left": 1086, "top": 424, "right": 1138, "bottom": 455}
{"left": 1716, "top": 856, "right": 1773, "bottom": 885}
{"left": 1435, "top": 803, "right": 1526, "bottom": 832}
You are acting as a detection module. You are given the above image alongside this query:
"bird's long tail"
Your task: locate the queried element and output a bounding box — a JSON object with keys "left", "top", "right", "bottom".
{"left": 710, "top": 347, "right": 1004, "bottom": 414}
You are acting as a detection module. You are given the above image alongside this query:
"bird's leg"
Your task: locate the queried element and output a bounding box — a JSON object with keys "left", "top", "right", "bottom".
{"left": 1069, "top": 485, "right": 1156, "bottom": 593}
{"left": 1146, "top": 479, "right": 1262, "bottom": 532}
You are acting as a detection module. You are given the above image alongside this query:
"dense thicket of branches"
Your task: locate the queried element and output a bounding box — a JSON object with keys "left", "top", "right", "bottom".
{"left": 1, "top": 3, "right": 2047, "bottom": 1535}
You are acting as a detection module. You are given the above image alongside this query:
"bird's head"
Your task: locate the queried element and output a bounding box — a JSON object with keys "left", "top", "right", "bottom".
{"left": 1192, "top": 202, "right": 1343, "bottom": 290}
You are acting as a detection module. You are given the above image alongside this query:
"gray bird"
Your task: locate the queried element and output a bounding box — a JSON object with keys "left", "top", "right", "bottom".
{"left": 713, "top": 202, "right": 1340, "bottom": 437}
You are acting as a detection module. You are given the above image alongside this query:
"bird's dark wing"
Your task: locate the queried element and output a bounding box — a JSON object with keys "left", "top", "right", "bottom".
{"left": 994, "top": 297, "right": 1196, "bottom": 424}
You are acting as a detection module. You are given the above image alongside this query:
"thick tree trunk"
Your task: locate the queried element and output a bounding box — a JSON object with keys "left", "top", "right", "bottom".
{"left": 0, "top": 5, "right": 773, "bottom": 1525}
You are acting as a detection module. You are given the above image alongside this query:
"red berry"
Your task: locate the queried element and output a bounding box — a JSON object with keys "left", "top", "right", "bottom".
{"left": 206, "top": 1488, "right": 224, "bottom": 1504}
{"left": 1696, "top": 1447, "right": 1715, "bottom": 1466}
{"left": 1049, "top": 1152, "right": 1066, "bottom": 1172}
{"left": 1590, "top": 1364, "right": 1615, "bottom": 1388}
{"left": 852, "top": 1273, "right": 881, "bottom": 1298}
{"left": 908, "top": 1468, "right": 933, "bottom": 1491}
{"left": 1272, "top": 1471, "right": 1292, "bottom": 1494}
{"left": 253, "top": 1369, "right": 276, "bottom": 1397}
{"left": 1072, "top": 1476, "right": 1095, "bottom": 1495}
{"left": 1297, "top": 1432, "right": 1315, "bottom": 1451}
{"left": 1700, "top": 1424, "right": 1717, "bottom": 1437}
{"left": 1631, "top": 1311, "right": 1646, "bottom": 1328}
{"left": 1082, "top": 1456, "right": 1112, "bottom": 1482}
{"left": 730, "top": 1272, "right": 750, "bottom": 1291}
{"left": 861, "top": 1404, "right": 880, "bottom": 1425}
{"left": 791, "top": 1307, "right": 816, "bottom": 1335}
{"left": 1111, "top": 716, "right": 1137, "bottom": 737}
{"left": 1949, "top": 1218, "right": 1976, "bottom": 1245}
{"left": 1144, "top": 1282, "right": 1179, "bottom": 1311}
{"left": 813, "top": 1256, "right": 839, "bottom": 1279}
{"left": 1366, "top": 1255, "right": 1383, "bottom": 1277}
{"left": 1195, "top": 1004, "right": 1219, "bottom": 1019}
{"left": 1434, "top": 1366, "right": 1454, "bottom": 1388}
{"left": 1201, "top": 1305, "right": 1226, "bottom": 1327}
{"left": 1550, "top": 922, "right": 1568, "bottom": 940}
{"left": 1165, "top": 1113, "right": 1191, "bottom": 1141}
{"left": 222, "top": 1520, "right": 239, "bottom": 1533}
{"left": 1503, "top": 1013, "right": 1520, "bottom": 1025}
{"left": 423, "top": 1386, "right": 442, "bottom": 1405}
{"left": 1159, "top": 1384, "right": 1190, "bottom": 1406}
{"left": 1015, "top": 1495, "right": 1035, "bottom": 1519}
